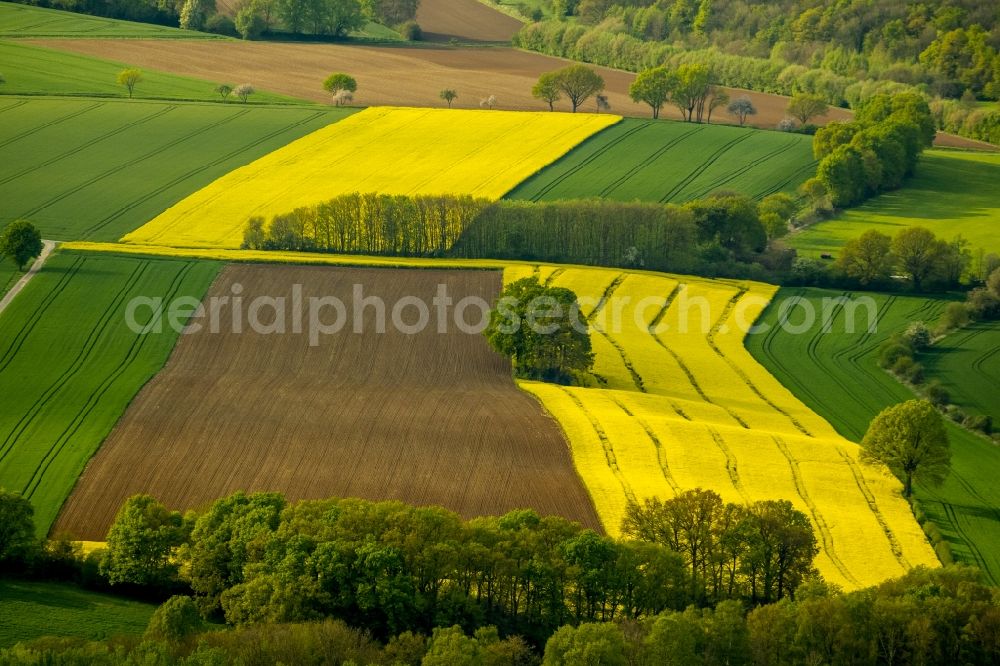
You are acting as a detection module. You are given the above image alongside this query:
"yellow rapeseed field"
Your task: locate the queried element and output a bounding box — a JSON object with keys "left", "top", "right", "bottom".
{"left": 122, "top": 107, "right": 620, "bottom": 249}
{"left": 512, "top": 265, "right": 938, "bottom": 590}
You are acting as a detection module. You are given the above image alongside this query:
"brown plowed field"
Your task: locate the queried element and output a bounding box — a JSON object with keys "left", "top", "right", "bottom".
{"left": 417, "top": 0, "right": 524, "bottom": 42}
{"left": 32, "top": 38, "right": 991, "bottom": 149}
{"left": 54, "top": 265, "right": 602, "bottom": 540}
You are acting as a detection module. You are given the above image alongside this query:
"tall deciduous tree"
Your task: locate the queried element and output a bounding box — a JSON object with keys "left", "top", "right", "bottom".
{"left": 727, "top": 95, "right": 756, "bottom": 126}
{"left": 485, "top": 276, "right": 593, "bottom": 383}
{"left": 551, "top": 64, "right": 605, "bottom": 113}
{"left": 532, "top": 71, "right": 562, "bottom": 111}
{"left": 439, "top": 89, "right": 457, "bottom": 108}
{"left": 116, "top": 68, "right": 143, "bottom": 98}
{"left": 861, "top": 399, "right": 950, "bottom": 497}
{"left": 892, "top": 227, "right": 945, "bottom": 291}
{"left": 670, "top": 63, "right": 711, "bottom": 122}
{"left": 0, "top": 489, "right": 36, "bottom": 566}
{"left": 323, "top": 73, "right": 358, "bottom": 105}
{"left": 629, "top": 66, "right": 674, "bottom": 119}
{"left": 100, "top": 495, "right": 186, "bottom": 586}
{"left": 836, "top": 229, "right": 894, "bottom": 285}
{"left": 0, "top": 220, "right": 42, "bottom": 271}
{"left": 786, "top": 93, "right": 829, "bottom": 124}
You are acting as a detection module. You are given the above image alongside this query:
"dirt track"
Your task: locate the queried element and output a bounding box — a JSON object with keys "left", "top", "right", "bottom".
{"left": 54, "top": 265, "right": 602, "bottom": 540}
{"left": 417, "top": 0, "right": 524, "bottom": 42}
{"left": 33, "top": 38, "right": 992, "bottom": 149}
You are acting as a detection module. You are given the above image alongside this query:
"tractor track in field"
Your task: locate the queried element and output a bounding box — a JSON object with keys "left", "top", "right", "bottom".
{"left": 708, "top": 428, "right": 748, "bottom": 502}
{"left": 942, "top": 501, "right": 993, "bottom": 581}
{"left": 24, "top": 262, "right": 196, "bottom": 499}
{"left": 775, "top": 437, "right": 861, "bottom": 587}
{"left": 0, "top": 261, "right": 149, "bottom": 465}
{"left": 683, "top": 136, "right": 801, "bottom": 201}
{"left": 0, "top": 104, "right": 177, "bottom": 187}
{"left": 0, "top": 101, "right": 102, "bottom": 151}
{"left": 526, "top": 121, "right": 652, "bottom": 202}
{"left": 658, "top": 133, "right": 753, "bottom": 203}
{"left": 557, "top": 387, "right": 637, "bottom": 504}
{"left": 0, "top": 253, "right": 83, "bottom": 373}
{"left": 707, "top": 288, "right": 813, "bottom": 437}
{"left": 755, "top": 161, "right": 818, "bottom": 199}
{"left": 78, "top": 108, "right": 330, "bottom": 238}
{"left": 23, "top": 106, "right": 253, "bottom": 220}
{"left": 589, "top": 274, "right": 646, "bottom": 393}
{"left": 610, "top": 395, "right": 681, "bottom": 495}
{"left": 597, "top": 126, "right": 705, "bottom": 199}
{"left": 647, "top": 283, "right": 680, "bottom": 333}
{"left": 834, "top": 447, "right": 910, "bottom": 571}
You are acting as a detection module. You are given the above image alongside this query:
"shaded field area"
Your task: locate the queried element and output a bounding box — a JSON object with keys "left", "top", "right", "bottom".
{"left": 508, "top": 118, "right": 815, "bottom": 203}
{"left": 746, "top": 288, "right": 1000, "bottom": 584}
{"left": 0, "top": 251, "right": 220, "bottom": 534}
{"left": 0, "top": 1, "right": 218, "bottom": 39}
{"left": 922, "top": 321, "right": 1000, "bottom": 424}
{"left": 0, "top": 579, "right": 154, "bottom": 648}
{"left": 0, "top": 41, "right": 298, "bottom": 102}
{"left": 55, "top": 264, "right": 602, "bottom": 540}
{"left": 0, "top": 97, "right": 352, "bottom": 240}
{"left": 505, "top": 265, "right": 936, "bottom": 590}
{"left": 788, "top": 150, "right": 1000, "bottom": 257}
{"left": 417, "top": 0, "right": 523, "bottom": 42}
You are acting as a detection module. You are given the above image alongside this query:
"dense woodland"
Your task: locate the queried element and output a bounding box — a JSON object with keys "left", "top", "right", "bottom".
{"left": 2, "top": 489, "right": 999, "bottom": 664}
{"left": 516, "top": 0, "right": 1000, "bottom": 143}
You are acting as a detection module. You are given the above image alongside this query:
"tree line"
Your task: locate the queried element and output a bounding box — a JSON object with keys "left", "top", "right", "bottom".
{"left": 513, "top": 0, "right": 1000, "bottom": 146}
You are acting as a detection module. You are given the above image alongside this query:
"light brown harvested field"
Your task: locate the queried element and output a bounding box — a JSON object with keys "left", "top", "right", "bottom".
{"left": 54, "top": 265, "right": 602, "bottom": 540}
{"left": 32, "top": 38, "right": 993, "bottom": 150}
{"left": 417, "top": 0, "right": 524, "bottom": 42}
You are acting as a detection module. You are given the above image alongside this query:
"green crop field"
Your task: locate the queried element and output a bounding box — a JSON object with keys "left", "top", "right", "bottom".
{"left": 922, "top": 321, "right": 1000, "bottom": 424}
{"left": 0, "top": 97, "right": 354, "bottom": 241}
{"left": 0, "top": 1, "right": 221, "bottom": 39}
{"left": 0, "top": 41, "right": 300, "bottom": 102}
{"left": 0, "top": 250, "right": 220, "bottom": 535}
{"left": 0, "top": 263, "right": 18, "bottom": 296}
{"left": 506, "top": 118, "right": 816, "bottom": 203}
{"left": 0, "top": 579, "right": 155, "bottom": 648}
{"left": 788, "top": 150, "right": 1000, "bottom": 258}
{"left": 746, "top": 288, "right": 1000, "bottom": 585}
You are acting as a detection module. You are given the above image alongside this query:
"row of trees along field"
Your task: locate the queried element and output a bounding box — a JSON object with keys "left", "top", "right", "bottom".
{"left": 3, "top": 491, "right": 999, "bottom": 664}
{"left": 240, "top": 191, "right": 790, "bottom": 275}
{"left": 1, "top": 488, "right": 819, "bottom": 644}
{"left": 514, "top": 0, "right": 1000, "bottom": 144}
{"left": 12, "top": 0, "right": 420, "bottom": 39}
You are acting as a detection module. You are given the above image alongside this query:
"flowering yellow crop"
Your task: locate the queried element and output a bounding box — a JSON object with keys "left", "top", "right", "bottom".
{"left": 513, "top": 265, "right": 938, "bottom": 590}
{"left": 123, "top": 107, "right": 621, "bottom": 249}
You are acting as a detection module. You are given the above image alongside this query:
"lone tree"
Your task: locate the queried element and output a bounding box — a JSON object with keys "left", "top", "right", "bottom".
{"left": 439, "top": 89, "right": 457, "bottom": 108}
{"left": 861, "top": 399, "right": 950, "bottom": 498}
{"left": 117, "top": 68, "right": 143, "bottom": 98}
{"left": 892, "top": 227, "right": 944, "bottom": 291}
{"left": 0, "top": 220, "right": 43, "bottom": 271}
{"left": 629, "top": 66, "right": 674, "bottom": 119}
{"left": 234, "top": 83, "right": 255, "bottom": 103}
{"left": 727, "top": 95, "right": 756, "bottom": 126}
{"left": 786, "top": 93, "right": 829, "bottom": 125}
{"left": 215, "top": 83, "right": 233, "bottom": 101}
{"left": 323, "top": 73, "right": 357, "bottom": 106}
{"left": 550, "top": 64, "right": 604, "bottom": 113}
{"left": 485, "top": 276, "right": 593, "bottom": 383}
{"left": 531, "top": 71, "right": 562, "bottom": 111}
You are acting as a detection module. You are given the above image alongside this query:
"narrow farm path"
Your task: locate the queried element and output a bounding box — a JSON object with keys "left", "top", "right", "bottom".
{"left": 0, "top": 239, "right": 56, "bottom": 316}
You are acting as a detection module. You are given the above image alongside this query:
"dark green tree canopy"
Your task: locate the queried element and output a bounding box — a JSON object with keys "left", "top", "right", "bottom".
{"left": 0, "top": 219, "right": 43, "bottom": 271}
{"left": 485, "top": 276, "right": 594, "bottom": 384}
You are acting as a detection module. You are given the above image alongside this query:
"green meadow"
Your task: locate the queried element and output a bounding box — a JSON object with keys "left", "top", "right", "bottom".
{"left": 0, "top": 1, "right": 221, "bottom": 39}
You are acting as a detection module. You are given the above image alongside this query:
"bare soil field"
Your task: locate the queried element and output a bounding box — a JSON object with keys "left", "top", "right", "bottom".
{"left": 417, "top": 0, "right": 524, "bottom": 42}
{"left": 54, "top": 265, "right": 601, "bottom": 540}
{"left": 33, "top": 38, "right": 991, "bottom": 149}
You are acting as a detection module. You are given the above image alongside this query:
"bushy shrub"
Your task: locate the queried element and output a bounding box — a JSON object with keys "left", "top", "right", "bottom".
{"left": 925, "top": 380, "right": 950, "bottom": 407}
{"left": 399, "top": 20, "right": 421, "bottom": 40}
